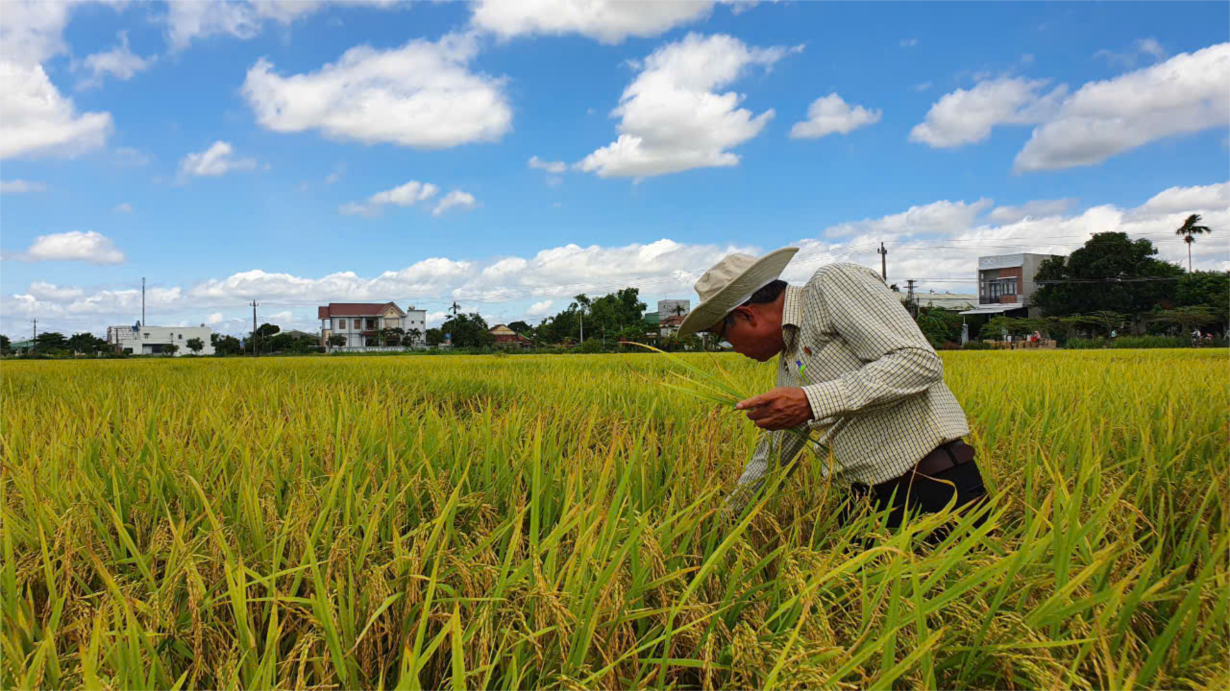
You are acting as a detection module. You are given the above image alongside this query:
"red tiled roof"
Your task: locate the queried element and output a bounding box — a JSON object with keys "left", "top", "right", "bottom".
{"left": 660, "top": 314, "right": 686, "bottom": 326}
{"left": 318, "top": 302, "right": 404, "bottom": 319}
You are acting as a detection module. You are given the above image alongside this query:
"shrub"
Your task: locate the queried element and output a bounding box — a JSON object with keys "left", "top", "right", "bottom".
{"left": 961, "top": 341, "right": 993, "bottom": 350}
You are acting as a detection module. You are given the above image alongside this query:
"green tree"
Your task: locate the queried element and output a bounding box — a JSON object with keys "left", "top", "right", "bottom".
{"left": 212, "top": 333, "right": 244, "bottom": 356}
{"left": 163, "top": 343, "right": 179, "bottom": 356}
{"left": 425, "top": 328, "right": 445, "bottom": 347}
{"left": 1032, "top": 232, "right": 1184, "bottom": 318}
{"left": 186, "top": 337, "right": 205, "bottom": 354}
{"left": 441, "top": 313, "right": 495, "bottom": 348}
{"left": 508, "top": 320, "right": 532, "bottom": 335}
{"left": 1175, "top": 270, "right": 1229, "bottom": 333}
{"left": 36, "top": 331, "right": 68, "bottom": 352}
{"left": 403, "top": 328, "right": 422, "bottom": 347}
{"left": 328, "top": 334, "right": 347, "bottom": 348}
{"left": 68, "top": 332, "right": 107, "bottom": 354}
{"left": 1147, "top": 306, "right": 1219, "bottom": 336}
{"left": 0, "top": 335, "right": 9, "bottom": 354}
{"left": 387, "top": 326, "right": 405, "bottom": 346}
{"left": 1174, "top": 214, "right": 1213, "bottom": 272}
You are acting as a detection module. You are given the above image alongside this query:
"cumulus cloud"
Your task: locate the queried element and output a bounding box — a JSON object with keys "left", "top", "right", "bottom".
{"left": 75, "top": 31, "right": 152, "bottom": 90}
{"left": 577, "top": 33, "right": 800, "bottom": 178}
{"left": 1135, "top": 181, "right": 1229, "bottom": 216}
{"left": 790, "top": 93, "right": 882, "bottom": 139}
{"left": 823, "top": 199, "right": 993, "bottom": 239}
{"left": 1015, "top": 43, "right": 1230, "bottom": 171}
{"left": 164, "top": 0, "right": 403, "bottom": 51}
{"left": 987, "top": 198, "right": 1077, "bottom": 224}
{"left": 528, "top": 155, "right": 566, "bottom": 173}
{"left": 178, "top": 141, "right": 257, "bottom": 178}
{"left": 207, "top": 312, "right": 224, "bottom": 324}
{"left": 912, "top": 82, "right": 932, "bottom": 92}
{"left": 526, "top": 299, "right": 554, "bottom": 317}
{"left": 28, "top": 281, "right": 83, "bottom": 300}
{"left": 242, "top": 32, "right": 512, "bottom": 149}
{"left": 911, "top": 43, "right": 1229, "bottom": 171}
{"left": 470, "top": 0, "right": 717, "bottom": 44}
{"left": 0, "top": 62, "right": 114, "bottom": 159}
{"left": 11, "top": 230, "right": 126, "bottom": 264}
{"left": 340, "top": 180, "right": 439, "bottom": 216}
{"left": 909, "top": 77, "right": 1065, "bottom": 148}
{"left": 0, "top": 179, "right": 46, "bottom": 194}
{"left": 432, "top": 190, "right": 477, "bottom": 217}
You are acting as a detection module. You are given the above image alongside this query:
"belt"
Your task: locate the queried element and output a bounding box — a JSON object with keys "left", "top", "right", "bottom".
{"left": 871, "top": 439, "right": 976, "bottom": 495}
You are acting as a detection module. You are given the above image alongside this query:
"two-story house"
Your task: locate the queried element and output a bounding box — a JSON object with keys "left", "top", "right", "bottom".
{"left": 318, "top": 302, "right": 428, "bottom": 348}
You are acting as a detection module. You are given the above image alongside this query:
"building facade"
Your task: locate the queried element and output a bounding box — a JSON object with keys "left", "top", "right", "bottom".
{"left": 489, "top": 324, "right": 532, "bottom": 349}
{"left": 107, "top": 325, "right": 216, "bottom": 355}
{"left": 961, "top": 253, "right": 1062, "bottom": 318}
{"left": 318, "top": 302, "right": 427, "bottom": 348}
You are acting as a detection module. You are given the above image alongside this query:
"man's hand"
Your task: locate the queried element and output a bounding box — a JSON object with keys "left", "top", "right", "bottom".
{"left": 735, "top": 387, "right": 813, "bottom": 431}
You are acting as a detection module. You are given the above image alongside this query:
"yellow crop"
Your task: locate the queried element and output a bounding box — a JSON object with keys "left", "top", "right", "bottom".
{"left": 2, "top": 349, "right": 1227, "bottom": 689}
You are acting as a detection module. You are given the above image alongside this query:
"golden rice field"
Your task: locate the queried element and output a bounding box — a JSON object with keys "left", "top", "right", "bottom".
{"left": 2, "top": 349, "right": 1227, "bottom": 690}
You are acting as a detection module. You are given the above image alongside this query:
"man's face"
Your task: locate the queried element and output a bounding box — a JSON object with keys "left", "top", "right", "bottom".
{"left": 711, "top": 306, "right": 785, "bottom": 362}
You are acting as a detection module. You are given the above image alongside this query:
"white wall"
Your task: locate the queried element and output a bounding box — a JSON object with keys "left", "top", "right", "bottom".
{"left": 112, "top": 325, "right": 215, "bottom": 356}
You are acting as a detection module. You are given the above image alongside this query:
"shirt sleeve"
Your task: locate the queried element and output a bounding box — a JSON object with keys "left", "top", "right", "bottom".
{"left": 799, "top": 263, "right": 945, "bottom": 422}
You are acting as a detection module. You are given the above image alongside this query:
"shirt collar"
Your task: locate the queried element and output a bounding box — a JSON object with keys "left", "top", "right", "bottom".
{"left": 781, "top": 284, "right": 804, "bottom": 330}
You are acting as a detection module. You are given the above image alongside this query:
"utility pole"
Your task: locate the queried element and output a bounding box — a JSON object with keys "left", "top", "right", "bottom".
{"left": 906, "top": 279, "right": 917, "bottom": 319}
{"left": 876, "top": 242, "right": 888, "bottom": 281}
{"left": 579, "top": 307, "right": 584, "bottom": 343}
{"left": 32, "top": 318, "right": 37, "bottom": 354}
{"left": 250, "top": 300, "right": 259, "bottom": 356}
{"left": 141, "top": 277, "right": 146, "bottom": 326}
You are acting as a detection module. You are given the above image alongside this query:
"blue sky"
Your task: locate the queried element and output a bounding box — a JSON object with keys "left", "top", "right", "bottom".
{"left": 2, "top": 0, "right": 1228, "bottom": 338}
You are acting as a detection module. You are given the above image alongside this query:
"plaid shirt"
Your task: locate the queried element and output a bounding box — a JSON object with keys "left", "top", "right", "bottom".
{"left": 730, "top": 262, "right": 970, "bottom": 508}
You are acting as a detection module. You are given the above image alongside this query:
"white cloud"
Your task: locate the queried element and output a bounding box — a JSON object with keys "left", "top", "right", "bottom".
{"left": 75, "top": 31, "right": 152, "bottom": 90}
{"left": 268, "top": 310, "right": 294, "bottom": 322}
{"left": 325, "top": 163, "right": 345, "bottom": 184}
{"left": 18, "top": 230, "right": 126, "bottom": 264}
{"left": 823, "top": 199, "right": 993, "bottom": 239}
{"left": 0, "top": 179, "right": 46, "bottom": 194}
{"left": 1015, "top": 43, "right": 1230, "bottom": 171}
{"left": 1136, "top": 182, "right": 1229, "bottom": 215}
{"left": 900, "top": 38, "right": 918, "bottom": 48}
{"left": 987, "top": 198, "right": 1077, "bottom": 224}
{"left": 242, "top": 32, "right": 512, "bottom": 149}
{"left": 164, "top": 0, "right": 402, "bottom": 51}
{"left": 426, "top": 310, "right": 448, "bottom": 325}
{"left": 432, "top": 190, "right": 477, "bottom": 217}
{"left": 790, "top": 93, "right": 882, "bottom": 139}
{"left": 179, "top": 141, "right": 257, "bottom": 178}
{"left": 1020, "top": 53, "right": 1035, "bottom": 65}
{"left": 1094, "top": 37, "right": 1167, "bottom": 69}
{"left": 577, "top": 33, "right": 799, "bottom": 178}
{"left": 470, "top": 0, "right": 717, "bottom": 44}
{"left": 528, "top": 155, "right": 566, "bottom": 173}
{"left": 909, "top": 76, "right": 1064, "bottom": 148}
{"left": 912, "top": 82, "right": 932, "bottom": 92}
{"left": 207, "top": 312, "right": 224, "bottom": 324}
{"left": 526, "top": 299, "right": 554, "bottom": 317}
{"left": 113, "top": 202, "right": 133, "bottom": 213}
{"left": 0, "top": 62, "right": 114, "bottom": 159}
{"left": 340, "top": 180, "right": 439, "bottom": 217}
{"left": 29, "top": 281, "right": 83, "bottom": 300}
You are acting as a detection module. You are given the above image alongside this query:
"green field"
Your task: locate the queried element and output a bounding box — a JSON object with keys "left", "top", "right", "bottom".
{"left": 2, "top": 350, "right": 1227, "bottom": 689}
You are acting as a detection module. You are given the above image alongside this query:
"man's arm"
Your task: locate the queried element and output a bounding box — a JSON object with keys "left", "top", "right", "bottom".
{"left": 799, "top": 263, "right": 945, "bottom": 421}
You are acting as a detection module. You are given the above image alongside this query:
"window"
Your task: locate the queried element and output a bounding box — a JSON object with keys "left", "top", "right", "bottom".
{"left": 366, "top": 318, "right": 376, "bottom": 330}
{"left": 353, "top": 319, "right": 361, "bottom": 329}
{"left": 143, "top": 332, "right": 150, "bottom": 338}
{"left": 179, "top": 334, "right": 183, "bottom": 339}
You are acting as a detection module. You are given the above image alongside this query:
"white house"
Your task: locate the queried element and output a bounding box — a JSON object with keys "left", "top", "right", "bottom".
{"left": 318, "top": 302, "right": 428, "bottom": 348}
{"left": 107, "top": 325, "right": 215, "bottom": 355}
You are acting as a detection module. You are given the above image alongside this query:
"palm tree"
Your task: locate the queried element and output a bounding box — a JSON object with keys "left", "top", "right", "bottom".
{"left": 449, "top": 301, "right": 461, "bottom": 317}
{"left": 1175, "top": 213, "right": 1212, "bottom": 272}
{"left": 405, "top": 328, "right": 422, "bottom": 347}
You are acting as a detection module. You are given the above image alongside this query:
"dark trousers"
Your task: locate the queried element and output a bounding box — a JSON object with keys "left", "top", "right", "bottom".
{"left": 843, "top": 442, "right": 990, "bottom": 544}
